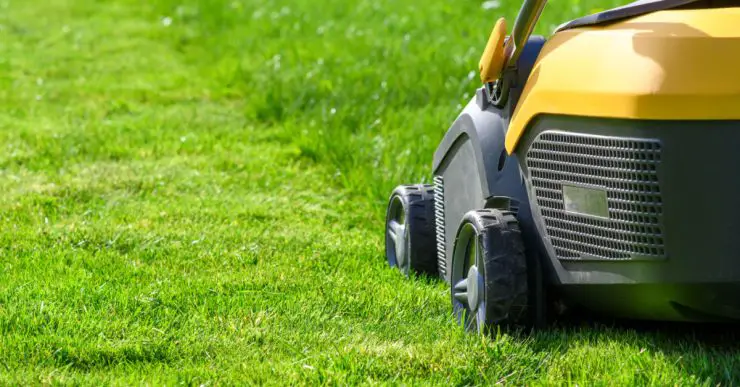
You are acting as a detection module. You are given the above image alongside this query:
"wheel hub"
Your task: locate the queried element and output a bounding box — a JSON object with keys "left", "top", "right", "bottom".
{"left": 452, "top": 262, "right": 485, "bottom": 314}
{"left": 385, "top": 194, "right": 409, "bottom": 272}
{"left": 467, "top": 265, "right": 482, "bottom": 310}
{"left": 394, "top": 223, "right": 407, "bottom": 267}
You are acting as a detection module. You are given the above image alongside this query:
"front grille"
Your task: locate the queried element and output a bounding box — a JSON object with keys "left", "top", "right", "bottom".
{"left": 433, "top": 175, "right": 447, "bottom": 277}
{"left": 526, "top": 131, "right": 665, "bottom": 261}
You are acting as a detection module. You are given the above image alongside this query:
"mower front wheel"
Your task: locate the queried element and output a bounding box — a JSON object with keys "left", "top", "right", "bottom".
{"left": 450, "top": 209, "right": 530, "bottom": 333}
{"left": 384, "top": 184, "right": 438, "bottom": 277}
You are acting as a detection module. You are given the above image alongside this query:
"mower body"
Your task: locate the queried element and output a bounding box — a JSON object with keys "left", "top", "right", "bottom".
{"left": 432, "top": 6, "right": 740, "bottom": 321}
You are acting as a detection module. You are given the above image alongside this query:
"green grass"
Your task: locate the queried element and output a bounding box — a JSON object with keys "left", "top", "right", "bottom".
{"left": 1, "top": 0, "right": 739, "bottom": 385}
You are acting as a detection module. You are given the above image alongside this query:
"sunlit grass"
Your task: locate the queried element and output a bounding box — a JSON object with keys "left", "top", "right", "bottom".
{"left": 0, "top": 0, "right": 738, "bottom": 384}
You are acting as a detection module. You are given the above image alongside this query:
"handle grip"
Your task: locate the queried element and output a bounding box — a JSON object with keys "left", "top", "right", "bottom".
{"left": 506, "top": 0, "right": 547, "bottom": 68}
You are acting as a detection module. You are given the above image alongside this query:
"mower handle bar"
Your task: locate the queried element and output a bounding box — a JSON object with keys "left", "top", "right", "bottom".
{"left": 506, "top": 0, "right": 547, "bottom": 68}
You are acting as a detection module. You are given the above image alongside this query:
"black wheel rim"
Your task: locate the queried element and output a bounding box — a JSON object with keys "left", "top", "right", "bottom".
{"left": 451, "top": 223, "right": 486, "bottom": 333}
{"left": 385, "top": 195, "right": 409, "bottom": 275}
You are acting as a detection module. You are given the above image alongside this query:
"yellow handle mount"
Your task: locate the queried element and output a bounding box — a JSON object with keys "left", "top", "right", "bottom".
{"left": 478, "top": 18, "right": 508, "bottom": 84}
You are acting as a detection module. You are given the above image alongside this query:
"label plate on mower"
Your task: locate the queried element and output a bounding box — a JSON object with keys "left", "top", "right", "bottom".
{"left": 562, "top": 184, "right": 609, "bottom": 218}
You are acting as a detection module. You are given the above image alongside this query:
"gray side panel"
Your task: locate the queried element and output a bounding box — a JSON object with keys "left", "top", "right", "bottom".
{"left": 432, "top": 92, "right": 508, "bottom": 200}
{"left": 431, "top": 92, "right": 522, "bottom": 283}
{"left": 429, "top": 38, "right": 548, "bottom": 284}
{"left": 437, "top": 137, "right": 486, "bottom": 282}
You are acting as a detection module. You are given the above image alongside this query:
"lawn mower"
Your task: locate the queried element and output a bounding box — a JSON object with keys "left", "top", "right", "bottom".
{"left": 384, "top": 0, "right": 740, "bottom": 332}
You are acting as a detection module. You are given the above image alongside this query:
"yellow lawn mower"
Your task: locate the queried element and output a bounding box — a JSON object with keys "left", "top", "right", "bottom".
{"left": 384, "top": 0, "right": 740, "bottom": 332}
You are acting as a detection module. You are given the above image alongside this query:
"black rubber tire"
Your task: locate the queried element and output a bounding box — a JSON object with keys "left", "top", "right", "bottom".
{"left": 450, "top": 209, "right": 532, "bottom": 333}
{"left": 384, "top": 184, "right": 438, "bottom": 277}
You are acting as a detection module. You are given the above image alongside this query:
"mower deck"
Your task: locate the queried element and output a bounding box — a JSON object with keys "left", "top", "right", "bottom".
{"left": 384, "top": 1, "right": 740, "bottom": 330}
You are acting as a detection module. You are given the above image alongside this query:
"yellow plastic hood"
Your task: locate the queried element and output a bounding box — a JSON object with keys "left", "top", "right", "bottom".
{"left": 506, "top": 8, "right": 740, "bottom": 153}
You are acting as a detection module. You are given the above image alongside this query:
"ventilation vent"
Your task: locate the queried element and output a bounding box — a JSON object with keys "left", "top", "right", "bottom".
{"left": 433, "top": 175, "right": 447, "bottom": 277}
{"left": 525, "top": 131, "right": 665, "bottom": 261}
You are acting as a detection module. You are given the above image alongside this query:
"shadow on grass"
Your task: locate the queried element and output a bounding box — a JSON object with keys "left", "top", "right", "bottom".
{"left": 517, "top": 307, "right": 740, "bottom": 383}
{"left": 410, "top": 267, "right": 739, "bottom": 382}
{"left": 555, "top": 306, "right": 740, "bottom": 347}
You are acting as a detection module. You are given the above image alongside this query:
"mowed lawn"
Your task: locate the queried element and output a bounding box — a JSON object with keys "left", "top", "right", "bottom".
{"left": 1, "top": 0, "right": 739, "bottom": 385}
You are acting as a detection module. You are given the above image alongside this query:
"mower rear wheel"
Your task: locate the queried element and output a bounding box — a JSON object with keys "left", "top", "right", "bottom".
{"left": 450, "top": 209, "right": 530, "bottom": 333}
{"left": 384, "top": 184, "right": 438, "bottom": 277}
